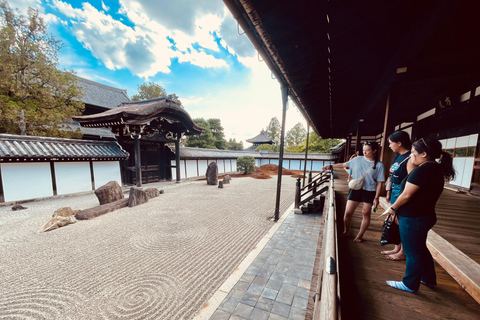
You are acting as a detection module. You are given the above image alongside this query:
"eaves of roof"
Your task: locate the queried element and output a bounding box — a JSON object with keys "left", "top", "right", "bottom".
{"left": 0, "top": 134, "right": 129, "bottom": 161}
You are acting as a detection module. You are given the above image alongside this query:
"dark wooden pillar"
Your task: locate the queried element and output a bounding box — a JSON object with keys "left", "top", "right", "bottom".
{"left": 117, "top": 127, "right": 126, "bottom": 186}
{"left": 175, "top": 134, "right": 181, "bottom": 183}
{"left": 133, "top": 134, "right": 142, "bottom": 187}
{"left": 345, "top": 135, "right": 352, "bottom": 162}
{"left": 274, "top": 85, "right": 288, "bottom": 221}
{"left": 158, "top": 142, "right": 166, "bottom": 181}
{"left": 302, "top": 124, "right": 310, "bottom": 187}
{"left": 0, "top": 164, "right": 4, "bottom": 203}
{"left": 355, "top": 119, "right": 364, "bottom": 154}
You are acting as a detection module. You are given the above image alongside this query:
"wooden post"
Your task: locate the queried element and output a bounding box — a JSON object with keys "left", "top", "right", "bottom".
{"left": 380, "top": 93, "right": 393, "bottom": 163}
{"left": 133, "top": 134, "right": 142, "bottom": 187}
{"left": 295, "top": 177, "right": 301, "bottom": 208}
{"left": 303, "top": 124, "right": 310, "bottom": 187}
{"left": 274, "top": 85, "right": 288, "bottom": 221}
{"left": 355, "top": 119, "right": 364, "bottom": 154}
{"left": 175, "top": 134, "right": 181, "bottom": 183}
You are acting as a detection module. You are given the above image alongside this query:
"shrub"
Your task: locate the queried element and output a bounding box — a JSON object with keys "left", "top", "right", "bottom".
{"left": 237, "top": 156, "right": 256, "bottom": 175}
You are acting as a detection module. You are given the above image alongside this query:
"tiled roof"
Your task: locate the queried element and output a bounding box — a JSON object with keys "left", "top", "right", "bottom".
{"left": 0, "top": 134, "right": 129, "bottom": 161}
{"left": 73, "top": 97, "right": 204, "bottom": 136}
{"left": 246, "top": 130, "right": 273, "bottom": 144}
{"left": 330, "top": 141, "right": 346, "bottom": 153}
{"left": 77, "top": 76, "right": 130, "bottom": 109}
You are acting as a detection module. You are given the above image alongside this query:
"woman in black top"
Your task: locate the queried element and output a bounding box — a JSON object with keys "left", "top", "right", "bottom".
{"left": 383, "top": 137, "right": 455, "bottom": 293}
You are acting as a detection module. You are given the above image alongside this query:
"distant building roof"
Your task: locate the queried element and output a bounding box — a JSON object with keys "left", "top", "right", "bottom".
{"left": 0, "top": 134, "right": 129, "bottom": 161}
{"left": 246, "top": 130, "right": 273, "bottom": 145}
{"left": 77, "top": 76, "right": 130, "bottom": 110}
{"left": 330, "top": 141, "right": 346, "bottom": 154}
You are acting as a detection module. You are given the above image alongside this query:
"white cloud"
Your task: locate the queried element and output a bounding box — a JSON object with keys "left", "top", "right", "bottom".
{"left": 182, "top": 59, "right": 306, "bottom": 145}
{"left": 49, "top": 0, "right": 229, "bottom": 78}
{"left": 101, "top": 1, "right": 109, "bottom": 12}
{"left": 6, "top": 0, "right": 42, "bottom": 13}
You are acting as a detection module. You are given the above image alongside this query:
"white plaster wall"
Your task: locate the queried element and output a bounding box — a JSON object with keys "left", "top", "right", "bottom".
{"left": 217, "top": 160, "right": 225, "bottom": 174}
{"left": 1, "top": 163, "right": 53, "bottom": 202}
{"left": 468, "top": 134, "right": 478, "bottom": 146}
{"left": 269, "top": 159, "right": 279, "bottom": 166}
{"left": 450, "top": 158, "right": 466, "bottom": 188}
{"left": 186, "top": 160, "right": 197, "bottom": 178}
{"left": 290, "top": 160, "right": 301, "bottom": 170}
{"left": 232, "top": 159, "right": 237, "bottom": 172}
{"left": 93, "top": 161, "right": 122, "bottom": 189}
{"left": 198, "top": 160, "right": 208, "bottom": 176}
{"left": 311, "top": 161, "right": 323, "bottom": 171}
{"left": 55, "top": 162, "right": 91, "bottom": 195}
{"left": 171, "top": 160, "right": 177, "bottom": 180}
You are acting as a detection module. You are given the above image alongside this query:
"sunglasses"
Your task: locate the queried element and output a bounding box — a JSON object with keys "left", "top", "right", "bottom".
{"left": 421, "top": 138, "right": 428, "bottom": 148}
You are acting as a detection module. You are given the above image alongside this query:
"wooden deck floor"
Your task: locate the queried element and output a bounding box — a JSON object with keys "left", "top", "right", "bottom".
{"left": 333, "top": 169, "right": 480, "bottom": 320}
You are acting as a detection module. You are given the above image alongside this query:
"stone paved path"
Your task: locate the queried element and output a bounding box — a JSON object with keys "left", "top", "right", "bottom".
{"left": 0, "top": 177, "right": 295, "bottom": 319}
{"left": 204, "top": 211, "right": 323, "bottom": 320}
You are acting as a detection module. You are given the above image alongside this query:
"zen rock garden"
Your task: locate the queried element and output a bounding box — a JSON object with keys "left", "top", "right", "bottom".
{"left": 206, "top": 161, "right": 232, "bottom": 188}
{"left": 36, "top": 181, "right": 163, "bottom": 233}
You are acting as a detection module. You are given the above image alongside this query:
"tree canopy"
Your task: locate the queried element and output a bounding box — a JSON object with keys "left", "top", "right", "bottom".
{"left": 299, "top": 132, "right": 343, "bottom": 153}
{"left": 226, "top": 138, "right": 243, "bottom": 150}
{"left": 264, "top": 117, "right": 281, "bottom": 152}
{"left": 131, "top": 81, "right": 166, "bottom": 101}
{"left": 285, "top": 122, "right": 307, "bottom": 152}
{"left": 0, "top": 1, "right": 84, "bottom": 137}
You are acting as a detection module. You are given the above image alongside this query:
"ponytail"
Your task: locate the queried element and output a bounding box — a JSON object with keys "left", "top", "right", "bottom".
{"left": 439, "top": 151, "right": 455, "bottom": 180}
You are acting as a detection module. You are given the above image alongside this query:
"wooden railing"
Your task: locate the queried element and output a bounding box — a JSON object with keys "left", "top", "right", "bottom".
{"left": 294, "top": 171, "right": 330, "bottom": 209}
{"left": 313, "top": 175, "right": 340, "bottom": 320}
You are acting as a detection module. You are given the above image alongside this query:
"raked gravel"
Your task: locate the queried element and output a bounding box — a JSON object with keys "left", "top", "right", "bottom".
{"left": 0, "top": 176, "right": 295, "bottom": 320}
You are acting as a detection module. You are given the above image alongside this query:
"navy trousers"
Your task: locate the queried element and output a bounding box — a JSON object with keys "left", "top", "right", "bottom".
{"left": 398, "top": 214, "right": 437, "bottom": 291}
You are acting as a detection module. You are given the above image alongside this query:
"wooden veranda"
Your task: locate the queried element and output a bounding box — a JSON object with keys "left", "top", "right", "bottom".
{"left": 333, "top": 169, "right": 480, "bottom": 319}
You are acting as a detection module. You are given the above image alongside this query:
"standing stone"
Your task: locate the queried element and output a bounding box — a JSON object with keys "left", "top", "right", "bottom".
{"left": 223, "top": 175, "right": 231, "bottom": 184}
{"left": 128, "top": 187, "right": 149, "bottom": 207}
{"left": 95, "top": 181, "right": 124, "bottom": 205}
{"left": 206, "top": 162, "right": 218, "bottom": 185}
{"left": 218, "top": 180, "right": 224, "bottom": 188}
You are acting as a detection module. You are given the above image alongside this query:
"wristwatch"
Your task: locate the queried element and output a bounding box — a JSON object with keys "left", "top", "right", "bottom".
{"left": 390, "top": 206, "right": 397, "bottom": 211}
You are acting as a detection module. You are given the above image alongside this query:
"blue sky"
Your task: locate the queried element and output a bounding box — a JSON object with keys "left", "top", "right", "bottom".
{"left": 7, "top": 0, "right": 306, "bottom": 145}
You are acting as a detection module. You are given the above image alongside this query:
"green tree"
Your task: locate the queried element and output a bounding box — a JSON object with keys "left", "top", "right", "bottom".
{"left": 185, "top": 118, "right": 216, "bottom": 148}
{"left": 207, "top": 118, "right": 226, "bottom": 149}
{"left": 131, "top": 81, "right": 166, "bottom": 101}
{"left": 226, "top": 138, "right": 243, "bottom": 150}
{"left": 0, "top": 1, "right": 84, "bottom": 137}
{"left": 264, "top": 117, "right": 281, "bottom": 151}
{"left": 299, "top": 132, "right": 343, "bottom": 153}
{"left": 285, "top": 122, "right": 306, "bottom": 152}
{"left": 237, "top": 156, "right": 255, "bottom": 174}
{"left": 254, "top": 144, "right": 274, "bottom": 152}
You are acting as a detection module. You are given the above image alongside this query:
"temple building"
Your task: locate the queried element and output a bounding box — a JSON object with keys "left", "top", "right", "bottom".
{"left": 245, "top": 130, "right": 273, "bottom": 151}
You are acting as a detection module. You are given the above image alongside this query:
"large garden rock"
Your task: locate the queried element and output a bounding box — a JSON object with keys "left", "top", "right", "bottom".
{"left": 94, "top": 181, "right": 124, "bottom": 205}
{"left": 75, "top": 199, "right": 129, "bottom": 220}
{"left": 223, "top": 175, "right": 231, "bottom": 184}
{"left": 128, "top": 187, "right": 148, "bottom": 207}
{"left": 206, "top": 162, "right": 218, "bottom": 185}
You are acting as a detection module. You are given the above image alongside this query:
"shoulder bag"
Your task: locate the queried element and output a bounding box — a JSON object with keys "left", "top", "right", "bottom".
{"left": 348, "top": 162, "right": 374, "bottom": 190}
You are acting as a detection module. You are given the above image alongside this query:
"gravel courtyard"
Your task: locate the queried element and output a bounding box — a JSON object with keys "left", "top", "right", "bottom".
{"left": 0, "top": 176, "right": 295, "bottom": 319}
